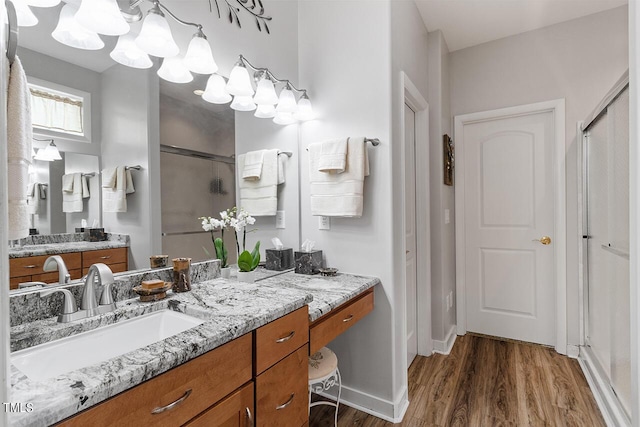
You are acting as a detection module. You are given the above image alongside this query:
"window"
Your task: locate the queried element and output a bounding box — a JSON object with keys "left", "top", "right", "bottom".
{"left": 29, "top": 84, "right": 84, "bottom": 135}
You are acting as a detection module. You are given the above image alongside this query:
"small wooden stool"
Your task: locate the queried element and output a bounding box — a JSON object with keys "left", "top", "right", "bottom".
{"left": 308, "top": 347, "right": 342, "bottom": 426}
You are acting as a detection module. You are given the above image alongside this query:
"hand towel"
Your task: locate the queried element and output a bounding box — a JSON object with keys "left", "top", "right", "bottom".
{"left": 318, "top": 138, "right": 348, "bottom": 173}
{"left": 27, "top": 183, "right": 40, "bottom": 215}
{"left": 242, "top": 150, "right": 265, "bottom": 181}
{"left": 7, "top": 56, "right": 32, "bottom": 240}
{"left": 238, "top": 149, "right": 278, "bottom": 216}
{"left": 103, "top": 166, "right": 134, "bottom": 212}
{"left": 62, "top": 173, "right": 84, "bottom": 213}
{"left": 62, "top": 174, "right": 74, "bottom": 193}
{"left": 82, "top": 175, "right": 90, "bottom": 198}
{"left": 277, "top": 152, "right": 286, "bottom": 185}
{"left": 308, "top": 137, "right": 369, "bottom": 217}
{"left": 101, "top": 167, "right": 117, "bottom": 189}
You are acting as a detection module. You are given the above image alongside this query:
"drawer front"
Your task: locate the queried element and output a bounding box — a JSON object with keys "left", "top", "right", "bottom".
{"left": 256, "top": 344, "right": 308, "bottom": 427}
{"left": 58, "top": 333, "right": 252, "bottom": 427}
{"left": 184, "top": 382, "right": 254, "bottom": 427}
{"left": 82, "top": 248, "right": 128, "bottom": 268}
{"left": 255, "top": 306, "right": 309, "bottom": 375}
{"left": 9, "top": 252, "right": 82, "bottom": 279}
{"left": 310, "top": 289, "right": 374, "bottom": 354}
{"left": 32, "top": 269, "right": 83, "bottom": 284}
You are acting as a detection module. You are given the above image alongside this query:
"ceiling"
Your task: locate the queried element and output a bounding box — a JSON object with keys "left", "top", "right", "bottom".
{"left": 413, "top": 0, "right": 628, "bottom": 52}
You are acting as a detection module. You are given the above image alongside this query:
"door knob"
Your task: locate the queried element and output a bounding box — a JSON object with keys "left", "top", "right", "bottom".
{"left": 532, "top": 236, "right": 552, "bottom": 245}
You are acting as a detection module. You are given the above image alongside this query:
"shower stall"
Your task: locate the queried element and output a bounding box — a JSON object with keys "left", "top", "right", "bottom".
{"left": 581, "top": 72, "right": 630, "bottom": 425}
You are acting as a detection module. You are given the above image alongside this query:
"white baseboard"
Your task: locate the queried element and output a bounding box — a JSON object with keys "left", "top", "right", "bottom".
{"left": 566, "top": 344, "right": 580, "bottom": 358}
{"left": 315, "top": 384, "right": 409, "bottom": 422}
{"left": 578, "top": 346, "right": 630, "bottom": 427}
{"left": 432, "top": 325, "right": 457, "bottom": 355}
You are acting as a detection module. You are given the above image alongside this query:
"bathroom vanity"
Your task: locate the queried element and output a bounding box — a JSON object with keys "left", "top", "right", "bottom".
{"left": 8, "top": 262, "right": 378, "bottom": 426}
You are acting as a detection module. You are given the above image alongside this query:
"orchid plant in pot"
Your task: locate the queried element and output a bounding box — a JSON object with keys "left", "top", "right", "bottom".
{"left": 232, "top": 208, "right": 260, "bottom": 283}
{"left": 199, "top": 211, "right": 232, "bottom": 278}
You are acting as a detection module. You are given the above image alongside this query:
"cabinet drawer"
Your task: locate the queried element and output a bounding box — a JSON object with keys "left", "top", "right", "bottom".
{"left": 32, "top": 269, "right": 82, "bottom": 284}
{"left": 9, "top": 252, "right": 82, "bottom": 279}
{"left": 82, "top": 248, "right": 128, "bottom": 267}
{"left": 184, "top": 382, "right": 254, "bottom": 427}
{"left": 255, "top": 306, "right": 308, "bottom": 375}
{"left": 58, "top": 333, "right": 252, "bottom": 427}
{"left": 310, "top": 289, "right": 374, "bottom": 354}
{"left": 256, "top": 344, "right": 308, "bottom": 427}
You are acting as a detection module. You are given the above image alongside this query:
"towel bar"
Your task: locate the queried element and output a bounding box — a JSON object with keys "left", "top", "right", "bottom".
{"left": 278, "top": 151, "right": 293, "bottom": 157}
{"left": 5, "top": 0, "right": 17, "bottom": 66}
{"left": 305, "top": 137, "right": 380, "bottom": 151}
{"left": 125, "top": 165, "right": 142, "bottom": 171}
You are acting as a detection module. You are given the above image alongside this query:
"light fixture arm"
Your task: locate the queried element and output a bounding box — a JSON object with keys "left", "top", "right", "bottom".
{"left": 153, "top": 0, "right": 203, "bottom": 32}
{"left": 238, "top": 55, "right": 307, "bottom": 95}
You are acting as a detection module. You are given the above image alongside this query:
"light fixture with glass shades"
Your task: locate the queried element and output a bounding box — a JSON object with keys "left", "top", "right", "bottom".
{"left": 202, "top": 74, "right": 232, "bottom": 104}
{"left": 10, "top": 0, "right": 38, "bottom": 27}
{"left": 75, "top": 0, "right": 130, "bottom": 36}
{"left": 110, "top": 33, "right": 153, "bottom": 69}
{"left": 157, "top": 55, "right": 193, "bottom": 84}
{"left": 217, "top": 55, "right": 313, "bottom": 125}
{"left": 52, "top": 3, "right": 105, "bottom": 51}
{"left": 33, "top": 139, "right": 62, "bottom": 162}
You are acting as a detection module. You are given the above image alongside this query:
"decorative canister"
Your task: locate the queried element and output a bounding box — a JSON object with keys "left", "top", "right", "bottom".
{"left": 172, "top": 257, "right": 192, "bottom": 292}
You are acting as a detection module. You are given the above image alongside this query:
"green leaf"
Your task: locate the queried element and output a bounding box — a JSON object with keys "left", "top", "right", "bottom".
{"left": 214, "top": 237, "right": 228, "bottom": 268}
{"left": 250, "top": 241, "right": 261, "bottom": 270}
{"left": 238, "top": 250, "right": 253, "bottom": 272}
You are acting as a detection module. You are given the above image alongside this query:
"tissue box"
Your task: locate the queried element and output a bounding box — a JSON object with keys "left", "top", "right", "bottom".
{"left": 88, "top": 228, "right": 106, "bottom": 242}
{"left": 294, "top": 250, "right": 323, "bottom": 275}
{"left": 266, "top": 248, "right": 294, "bottom": 271}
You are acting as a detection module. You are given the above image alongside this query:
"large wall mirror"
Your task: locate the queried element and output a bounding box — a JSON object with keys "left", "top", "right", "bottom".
{"left": 9, "top": 0, "right": 302, "bottom": 292}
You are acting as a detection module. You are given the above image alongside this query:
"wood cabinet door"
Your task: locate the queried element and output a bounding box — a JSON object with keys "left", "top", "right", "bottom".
{"left": 184, "top": 382, "right": 254, "bottom": 427}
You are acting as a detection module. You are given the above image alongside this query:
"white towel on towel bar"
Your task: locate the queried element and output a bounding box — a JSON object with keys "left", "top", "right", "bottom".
{"left": 102, "top": 168, "right": 117, "bottom": 189}
{"left": 242, "top": 150, "right": 265, "bottom": 181}
{"left": 62, "top": 173, "right": 87, "bottom": 213}
{"left": 102, "top": 166, "right": 135, "bottom": 212}
{"left": 238, "top": 149, "right": 279, "bottom": 216}
{"left": 27, "top": 183, "right": 41, "bottom": 215}
{"left": 318, "top": 138, "right": 347, "bottom": 173}
{"left": 308, "top": 137, "right": 369, "bottom": 217}
{"left": 7, "top": 57, "right": 32, "bottom": 240}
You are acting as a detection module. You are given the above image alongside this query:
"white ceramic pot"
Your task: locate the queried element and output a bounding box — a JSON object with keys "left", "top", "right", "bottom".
{"left": 221, "top": 267, "right": 231, "bottom": 279}
{"left": 237, "top": 270, "right": 256, "bottom": 283}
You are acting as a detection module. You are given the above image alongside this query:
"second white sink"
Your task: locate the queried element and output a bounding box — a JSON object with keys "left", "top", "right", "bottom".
{"left": 12, "top": 310, "right": 205, "bottom": 381}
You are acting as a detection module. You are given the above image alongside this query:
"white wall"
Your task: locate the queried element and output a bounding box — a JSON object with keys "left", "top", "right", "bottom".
{"left": 427, "top": 30, "right": 456, "bottom": 343}
{"left": 449, "top": 6, "right": 628, "bottom": 346}
{"left": 101, "top": 65, "right": 161, "bottom": 269}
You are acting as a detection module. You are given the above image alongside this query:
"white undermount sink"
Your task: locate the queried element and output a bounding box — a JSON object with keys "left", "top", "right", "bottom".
{"left": 12, "top": 310, "right": 205, "bottom": 381}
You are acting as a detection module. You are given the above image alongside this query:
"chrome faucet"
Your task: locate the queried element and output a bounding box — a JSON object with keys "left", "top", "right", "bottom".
{"left": 43, "top": 255, "right": 71, "bottom": 284}
{"left": 81, "top": 263, "right": 116, "bottom": 316}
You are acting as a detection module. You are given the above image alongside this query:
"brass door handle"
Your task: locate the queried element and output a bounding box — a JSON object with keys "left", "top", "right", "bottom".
{"left": 532, "top": 236, "right": 552, "bottom": 245}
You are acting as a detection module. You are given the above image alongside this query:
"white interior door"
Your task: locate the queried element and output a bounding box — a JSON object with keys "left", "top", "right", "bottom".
{"left": 462, "top": 110, "right": 556, "bottom": 346}
{"left": 405, "top": 103, "right": 418, "bottom": 365}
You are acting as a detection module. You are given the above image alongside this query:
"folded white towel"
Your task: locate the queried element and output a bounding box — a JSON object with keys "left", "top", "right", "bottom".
{"left": 309, "top": 137, "right": 369, "bottom": 217}
{"left": 7, "top": 57, "right": 32, "bottom": 240}
{"left": 277, "top": 153, "right": 286, "bottom": 185}
{"left": 82, "top": 175, "right": 90, "bottom": 198}
{"left": 318, "top": 138, "right": 348, "bottom": 173}
{"left": 101, "top": 168, "right": 117, "bottom": 189}
{"left": 62, "top": 173, "right": 84, "bottom": 213}
{"left": 238, "top": 149, "right": 278, "bottom": 216}
{"left": 103, "top": 166, "right": 135, "bottom": 212}
{"left": 62, "top": 174, "right": 74, "bottom": 193}
{"left": 27, "top": 183, "right": 40, "bottom": 215}
{"left": 242, "top": 150, "right": 265, "bottom": 181}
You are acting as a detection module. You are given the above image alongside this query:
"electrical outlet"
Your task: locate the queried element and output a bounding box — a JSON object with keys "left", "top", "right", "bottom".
{"left": 318, "top": 216, "right": 330, "bottom": 230}
{"left": 444, "top": 209, "right": 450, "bottom": 224}
{"left": 445, "top": 295, "right": 450, "bottom": 311}
{"left": 449, "top": 291, "right": 453, "bottom": 308}
{"left": 276, "top": 211, "right": 285, "bottom": 229}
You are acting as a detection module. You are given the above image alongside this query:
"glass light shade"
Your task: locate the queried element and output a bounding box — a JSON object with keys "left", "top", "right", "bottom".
{"left": 157, "top": 56, "right": 193, "bottom": 84}
{"left": 52, "top": 4, "right": 104, "bottom": 50}
{"left": 230, "top": 95, "right": 256, "bottom": 112}
{"left": 11, "top": 0, "right": 38, "bottom": 27}
{"left": 254, "top": 104, "right": 276, "bottom": 119}
{"left": 75, "top": 0, "right": 130, "bottom": 36}
{"left": 110, "top": 34, "right": 153, "bottom": 69}
{"left": 135, "top": 8, "right": 179, "bottom": 58}
{"left": 202, "top": 74, "right": 231, "bottom": 104}
{"left": 276, "top": 87, "right": 297, "bottom": 113}
{"left": 34, "top": 143, "right": 62, "bottom": 161}
{"left": 253, "top": 77, "right": 278, "bottom": 105}
{"left": 294, "top": 97, "right": 314, "bottom": 121}
{"left": 183, "top": 34, "right": 217, "bottom": 75}
{"left": 273, "top": 112, "right": 297, "bottom": 126}
{"left": 25, "top": 0, "right": 60, "bottom": 7}
{"left": 225, "top": 64, "right": 254, "bottom": 96}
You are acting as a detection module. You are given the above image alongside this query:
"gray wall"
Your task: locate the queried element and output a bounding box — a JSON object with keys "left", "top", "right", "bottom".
{"left": 449, "top": 5, "right": 629, "bottom": 346}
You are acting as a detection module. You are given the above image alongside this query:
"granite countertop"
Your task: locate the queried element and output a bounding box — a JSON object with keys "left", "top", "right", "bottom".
{"left": 9, "top": 240, "right": 129, "bottom": 258}
{"left": 9, "top": 270, "right": 379, "bottom": 426}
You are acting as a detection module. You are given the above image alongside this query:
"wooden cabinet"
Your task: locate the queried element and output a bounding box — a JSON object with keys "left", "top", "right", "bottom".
{"left": 255, "top": 306, "right": 309, "bottom": 375}
{"left": 184, "top": 382, "right": 254, "bottom": 427}
{"left": 58, "top": 333, "right": 252, "bottom": 427}
{"left": 309, "top": 288, "right": 374, "bottom": 354}
{"left": 9, "top": 247, "right": 128, "bottom": 290}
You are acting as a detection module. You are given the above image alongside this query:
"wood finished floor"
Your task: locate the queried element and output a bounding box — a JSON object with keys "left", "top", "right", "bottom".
{"left": 309, "top": 335, "right": 606, "bottom": 426}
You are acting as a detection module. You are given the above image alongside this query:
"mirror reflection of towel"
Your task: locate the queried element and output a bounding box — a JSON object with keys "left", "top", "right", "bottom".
{"left": 27, "top": 183, "right": 40, "bottom": 214}
{"left": 62, "top": 173, "right": 86, "bottom": 213}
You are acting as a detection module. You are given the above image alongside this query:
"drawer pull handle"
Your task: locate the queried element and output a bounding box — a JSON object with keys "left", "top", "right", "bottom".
{"left": 245, "top": 407, "right": 253, "bottom": 426}
{"left": 151, "top": 388, "right": 192, "bottom": 414}
{"left": 23, "top": 265, "right": 38, "bottom": 269}
{"left": 276, "top": 331, "right": 295, "bottom": 343}
{"left": 276, "top": 393, "right": 295, "bottom": 410}
{"left": 343, "top": 314, "right": 354, "bottom": 322}
{"left": 100, "top": 256, "right": 112, "bottom": 259}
